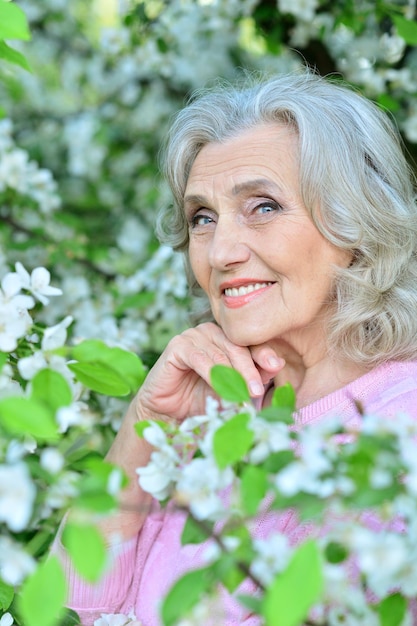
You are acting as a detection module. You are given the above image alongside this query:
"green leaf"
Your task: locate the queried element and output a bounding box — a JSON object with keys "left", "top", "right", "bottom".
{"left": 68, "top": 361, "right": 131, "bottom": 396}
{"left": 213, "top": 554, "right": 245, "bottom": 592}
{"left": 62, "top": 521, "right": 107, "bottom": 582}
{"left": 378, "top": 593, "right": 407, "bottom": 626}
{"left": 75, "top": 491, "right": 116, "bottom": 513}
{"left": 237, "top": 593, "right": 264, "bottom": 615}
{"left": 271, "top": 383, "right": 296, "bottom": 411}
{"left": 134, "top": 419, "right": 170, "bottom": 440}
{"left": 324, "top": 541, "right": 348, "bottom": 564}
{"left": 134, "top": 420, "right": 151, "bottom": 438}
{"left": 74, "top": 459, "right": 123, "bottom": 512}
{"left": 263, "top": 450, "right": 294, "bottom": 473}
{"left": 240, "top": 465, "right": 268, "bottom": 515}
{"left": 97, "top": 346, "right": 146, "bottom": 391}
{"left": 263, "top": 540, "right": 323, "bottom": 626}
{"left": 258, "top": 406, "right": 293, "bottom": 424}
{"left": 210, "top": 365, "right": 250, "bottom": 403}
{"left": 349, "top": 484, "right": 399, "bottom": 508}
{"left": 0, "top": 1, "right": 31, "bottom": 40}
{"left": 0, "top": 40, "right": 30, "bottom": 70}
{"left": 18, "top": 557, "right": 66, "bottom": 626}
{"left": 161, "top": 566, "right": 214, "bottom": 626}
{"left": 212, "top": 525, "right": 252, "bottom": 593}
{"left": 0, "top": 396, "right": 57, "bottom": 440}
{"left": 57, "top": 608, "right": 82, "bottom": 626}
{"left": 181, "top": 515, "right": 212, "bottom": 545}
{"left": 213, "top": 413, "right": 253, "bottom": 469}
{"left": 392, "top": 15, "right": 417, "bottom": 45}
{"left": 0, "top": 352, "right": 8, "bottom": 372}
{"left": 31, "top": 368, "right": 72, "bottom": 413}
{"left": 0, "top": 579, "right": 13, "bottom": 610}
{"left": 71, "top": 340, "right": 146, "bottom": 392}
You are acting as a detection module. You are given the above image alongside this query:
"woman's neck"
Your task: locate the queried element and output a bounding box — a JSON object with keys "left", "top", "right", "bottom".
{"left": 268, "top": 340, "right": 370, "bottom": 409}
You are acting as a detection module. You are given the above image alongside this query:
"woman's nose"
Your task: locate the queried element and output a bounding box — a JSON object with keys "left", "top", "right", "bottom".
{"left": 208, "top": 217, "right": 250, "bottom": 269}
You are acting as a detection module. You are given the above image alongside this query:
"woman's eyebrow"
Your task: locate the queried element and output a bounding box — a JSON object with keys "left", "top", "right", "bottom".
{"left": 232, "top": 178, "right": 281, "bottom": 195}
{"left": 183, "top": 193, "right": 207, "bottom": 208}
{"left": 183, "top": 179, "right": 281, "bottom": 207}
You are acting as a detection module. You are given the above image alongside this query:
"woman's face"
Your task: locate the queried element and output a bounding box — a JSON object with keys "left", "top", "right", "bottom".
{"left": 184, "top": 124, "right": 351, "bottom": 351}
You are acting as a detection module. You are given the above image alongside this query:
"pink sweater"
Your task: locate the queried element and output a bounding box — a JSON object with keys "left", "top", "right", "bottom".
{"left": 54, "top": 360, "right": 417, "bottom": 625}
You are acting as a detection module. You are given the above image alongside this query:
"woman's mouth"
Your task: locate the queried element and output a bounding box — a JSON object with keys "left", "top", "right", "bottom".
{"left": 223, "top": 282, "right": 274, "bottom": 297}
{"left": 221, "top": 281, "right": 275, "bottom": 308}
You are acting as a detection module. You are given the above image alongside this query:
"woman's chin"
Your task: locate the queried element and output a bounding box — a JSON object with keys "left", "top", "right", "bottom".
{"left": 221, "top": 325, "right": 274, "bottom": 348}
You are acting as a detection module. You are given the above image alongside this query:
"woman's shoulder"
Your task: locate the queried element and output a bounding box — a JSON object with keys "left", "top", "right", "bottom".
{"left": 350, "top": 359, "right": 417, "bottom": 419}
{"left": 297, "top": 359, "right": 417, "bottom": 426}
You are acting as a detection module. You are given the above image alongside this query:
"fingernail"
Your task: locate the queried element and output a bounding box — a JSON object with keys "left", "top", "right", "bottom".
{"left": 268, "top": 356, "right": 283, "bottom": 368}
{"left": 249, "top": 381, "right": 264, "bottom": 396}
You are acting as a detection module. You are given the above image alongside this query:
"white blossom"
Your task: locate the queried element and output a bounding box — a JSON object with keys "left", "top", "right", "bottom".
{"left": 6, "top": 438, "right": 37, "bottom": 463}
{"left": 40, "top": 448, "right": 65, "bottom": 474}
{"left": 26, "top": 167, "right": 61, "bottom": 214}
{"left": 99, "top": 396, "right": 130, "bottom": 431}
{"left": 0, "top": 311, "right": 27, "bottom": 352}
{"left": 141, "top": 421, "right": 171, "bottom": 451}
{"left": 1, "top": 271, "right": 22, "bottom": 298}
{"left": 175, "top": 594, "right": 225, "bottom": 626}
{"left": 403, "top": 112, "right": 417, "bottom": 144}
{"left": 0, "top": 363, "right": 23, "bottom": 398}
{"left": 15, "top": 262, "right": 62, "bottom": 305}
{"left": 116, "top": 216, "right": 150, "bottom": 257}
{"left": 94, "top": 611, "right": 142, "bottom": 626}
{"left": 0, "top": 536, "right": 36, "bottom": 585}
{"left": 175, "top": 458, "right": 233, "bottom": 520}
{"left": 327, "top": 604, "right": 380, "bottom": 626}
{"left": 278, "top": 0, "right": 318, "bottom": 22}
{"left": 0, "top": 613, "right": 14, "bottom": 626}
{"left": 107, "top": 468, "right": 124, "bottom": 496}
{"left": 0, "top": 270, "right": 35, "bottom": 351}
{"left": 0, "top": 148, "right": 30, "bottom": 193}
{"left": 352, "top": 527, "right": 409, "bottom": 597}
{"left": 0, "top": 463, "right": 36, "bottom": 532}
{"left": 41, "top": 315, "right": 73, "bottom": 351}
{"left": 250, "top": 533, "right": 291, "bottom": 586}
{"left": 64, "top": 113, "right": 106, "bottom": 179}
{"left": 380, "top": 32, "right": 406, "bottom": 64}
{"left": 385, "top": 68, "right": 417, "bottom": 93}
{"left": 17, "top": 351, "right": 48, "bottom": 380}
{"left": 136, "top": 446, "right": 180, "bottom": 500}
{"left": 100, "top": 27, "right": 130, "bottom": 56}
{"left": 249, "top": 418, "right": 291, "bottom": 464}
{"left": 178, "top": 413, "right": 211, "bottom": 433}
{"left": 56, "top": 402, "right": 94, "bottom": 433}
{"left": 45, "top": 471, "right": 79, "bottom": 509}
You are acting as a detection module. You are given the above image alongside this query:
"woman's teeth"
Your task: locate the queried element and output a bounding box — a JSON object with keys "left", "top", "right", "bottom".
{"left": 224, "top": 282, "right": 273, "bottom": 297}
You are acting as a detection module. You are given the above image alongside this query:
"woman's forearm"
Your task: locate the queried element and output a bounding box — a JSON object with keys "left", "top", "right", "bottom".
{"left": 99, "top": 398, "right": 154, "bottom": 541}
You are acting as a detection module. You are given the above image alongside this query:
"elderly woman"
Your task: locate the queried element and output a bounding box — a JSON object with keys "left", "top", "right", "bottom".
{"left": 55, "top": 71, "right": 417, "bottom": 625}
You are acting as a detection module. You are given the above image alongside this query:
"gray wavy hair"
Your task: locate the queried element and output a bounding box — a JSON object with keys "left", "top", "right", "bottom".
{"left": 157, "top": 70, "right": 417, "bottom": 366}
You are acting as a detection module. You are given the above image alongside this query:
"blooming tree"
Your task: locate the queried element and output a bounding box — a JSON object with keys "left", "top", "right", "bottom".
{"left": 0, "top": 0, "right": 417, "bottom": 625}
{"left": 136, "top": 366, "right": 417, "bottom": 626}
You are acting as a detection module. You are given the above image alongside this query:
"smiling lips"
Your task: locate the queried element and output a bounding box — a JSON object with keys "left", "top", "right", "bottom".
{"left": 222, "top": 281, "right": 275, "bottom": 308}
{"left": 224, "top": 281, "right": 274, "bottom": 297}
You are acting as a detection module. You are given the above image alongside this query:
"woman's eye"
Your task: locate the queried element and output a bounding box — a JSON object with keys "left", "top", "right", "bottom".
{"left": 254, "top": 201, "right": 281, "bottom": 215}
{"left": 190, "top": 212, "right": 214, "bottom": 227}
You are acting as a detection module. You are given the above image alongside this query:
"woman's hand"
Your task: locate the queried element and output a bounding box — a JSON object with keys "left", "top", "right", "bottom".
{"left": 102, "top": 322, "right": 288, "bottom": 539}
{"left": 134, "top": 322, "right": 286, "bottom": 424}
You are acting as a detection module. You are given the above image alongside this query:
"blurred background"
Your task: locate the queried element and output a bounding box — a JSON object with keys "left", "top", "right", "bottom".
{"left": 1, "top": 0, "right": 417, "bottom": 367}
